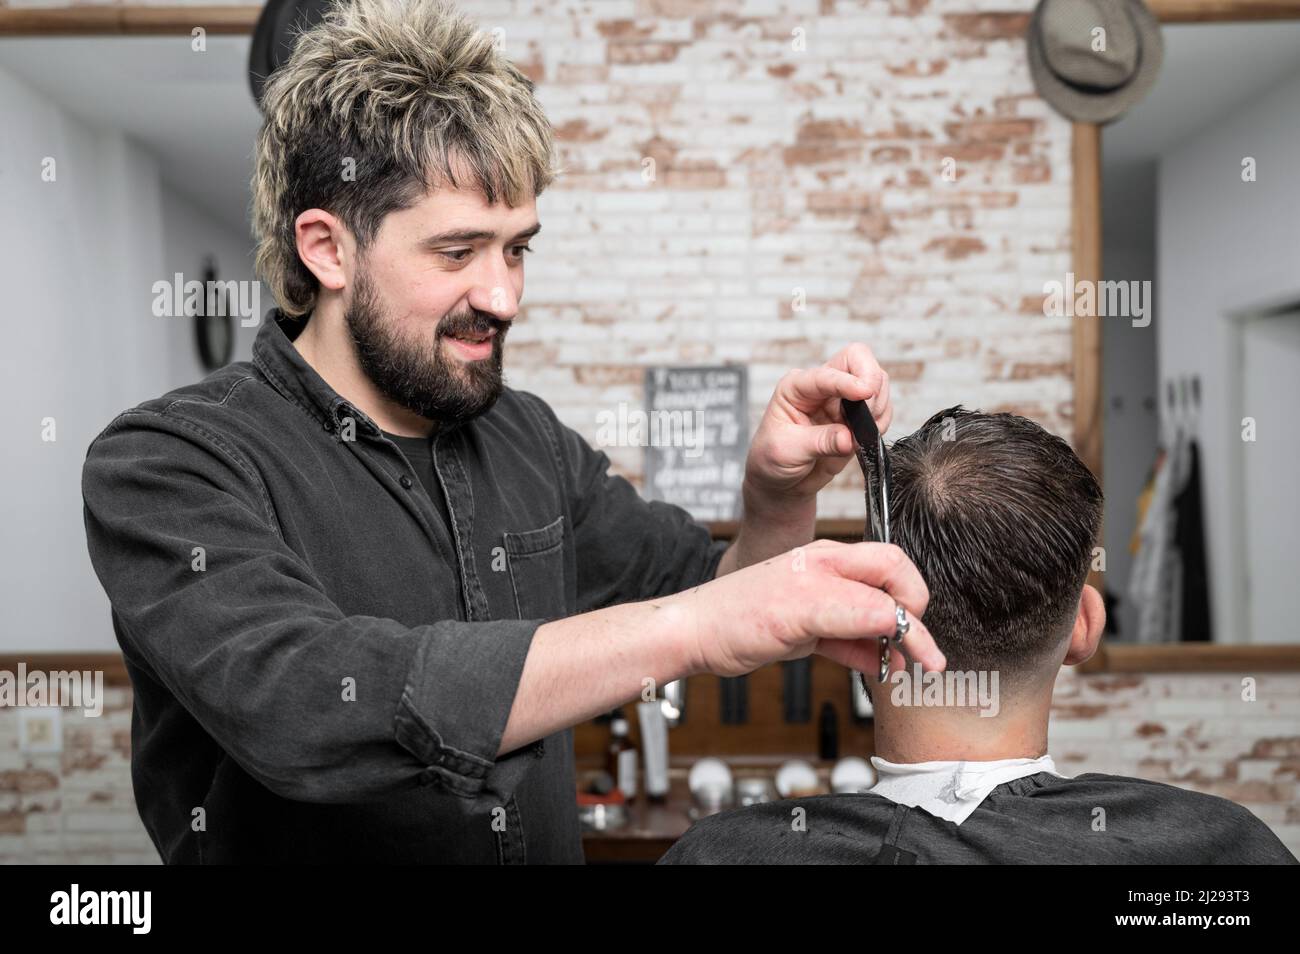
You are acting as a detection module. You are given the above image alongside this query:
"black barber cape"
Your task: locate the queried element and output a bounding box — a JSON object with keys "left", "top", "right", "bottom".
{"left": 658, "top": 772, "right": 1298, "bottom": 864}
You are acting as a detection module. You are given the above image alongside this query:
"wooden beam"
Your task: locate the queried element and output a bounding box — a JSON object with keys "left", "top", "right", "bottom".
{"left": 0, "top": 6, "right": 261, "bottom": 35}
{"left": 0, "top": 653, "right": 131, "bottom": 686}
{"left": 1079, "top": 644, "right": 1300, "bottom": 672}
{"left": 1071, "top": 122, "right": 1103, "bottom": 485}
{"left": 1149, "top": 0, "right": 1300, "bottom": 21}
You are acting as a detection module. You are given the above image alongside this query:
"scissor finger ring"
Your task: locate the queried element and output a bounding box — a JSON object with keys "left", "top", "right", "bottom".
{"left": 878, "top": 603, "right": 909, "bottom": 683}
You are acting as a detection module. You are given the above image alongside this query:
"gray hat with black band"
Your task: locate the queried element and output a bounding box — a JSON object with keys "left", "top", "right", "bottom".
{"left": 1027, "top": 0, "right": 1164, "bottom": 124}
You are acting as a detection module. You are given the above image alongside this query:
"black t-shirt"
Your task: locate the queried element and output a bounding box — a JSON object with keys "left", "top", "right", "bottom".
{"left": 383, "top": 429, "right": 452, "bottom": 532}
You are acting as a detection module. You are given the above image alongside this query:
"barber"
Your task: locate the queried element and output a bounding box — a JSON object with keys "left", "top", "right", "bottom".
{"left": 81, "top": 9, "right": 943, "bottom": 868}
{"left": 84, "top": 302, "right": 942, "bottom": 865}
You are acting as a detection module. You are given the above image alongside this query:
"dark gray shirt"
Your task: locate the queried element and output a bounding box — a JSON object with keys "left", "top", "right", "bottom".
{"left": 658, "top": 772, "right": 1299, "bottom": 864}
{"left": 81, "top": 309, "right": 728, "bottom": 864}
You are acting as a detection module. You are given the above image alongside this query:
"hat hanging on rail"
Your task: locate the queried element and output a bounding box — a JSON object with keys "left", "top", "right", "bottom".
{"left": 248, "top": 0, "right": 337, "bottom": 112}
{"left": 1026, "top": 0, "right": 1164, "bottom": 125}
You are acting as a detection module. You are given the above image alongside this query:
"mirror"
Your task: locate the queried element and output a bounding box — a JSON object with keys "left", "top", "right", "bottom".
{"left": 1099, "top": 21, "right": 1300, "bottom": 648}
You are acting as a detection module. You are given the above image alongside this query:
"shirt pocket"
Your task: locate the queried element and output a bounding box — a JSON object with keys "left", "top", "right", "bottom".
{"left": 503, "top": 514, "right": 566, "bottom": 621}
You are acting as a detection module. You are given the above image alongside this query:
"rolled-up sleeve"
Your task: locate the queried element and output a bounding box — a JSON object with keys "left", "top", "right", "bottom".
{"left": 520, "top": 393, "right": 730, "bottom": 613}
{"left": 82, "top": 410, "right": 538, "bottom": 805}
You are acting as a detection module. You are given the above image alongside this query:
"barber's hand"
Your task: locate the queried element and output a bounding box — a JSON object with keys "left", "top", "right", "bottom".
{"left": 668, "top": 539, "right": 944, "bottom": 678}
{"left": 743, "top": 343, "right": 891, "bottom": 506}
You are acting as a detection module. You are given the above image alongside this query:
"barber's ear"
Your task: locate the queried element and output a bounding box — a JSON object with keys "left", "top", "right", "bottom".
{"left": 1062, "top": 584, "right": 1105, "bottom": 666}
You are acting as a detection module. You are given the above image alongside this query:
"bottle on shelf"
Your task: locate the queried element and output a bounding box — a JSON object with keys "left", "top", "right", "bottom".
{"left": 606, "top": 711, "right": 638, "bottom": 800}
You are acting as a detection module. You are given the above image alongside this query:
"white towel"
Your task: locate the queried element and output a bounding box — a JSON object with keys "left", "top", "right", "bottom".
{"left": 866, "top": 755, "right": 1066, "bottom": 826}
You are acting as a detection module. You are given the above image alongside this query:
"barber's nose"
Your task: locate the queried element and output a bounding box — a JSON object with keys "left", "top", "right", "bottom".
{"left": 469, "top": 287, "right": 517, "bottom": 322}
{"left": 468, "top": 263, "right": 519, "bottom": 320}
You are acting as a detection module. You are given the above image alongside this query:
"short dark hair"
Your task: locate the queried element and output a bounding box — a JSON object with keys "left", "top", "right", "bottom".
{"left": 885, "top": 406, "right": 1102, "bottom": 683}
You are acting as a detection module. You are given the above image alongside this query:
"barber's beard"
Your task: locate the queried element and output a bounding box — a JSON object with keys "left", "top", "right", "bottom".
{"left": 344, "top": 265, "right": 509, "bottom": 427}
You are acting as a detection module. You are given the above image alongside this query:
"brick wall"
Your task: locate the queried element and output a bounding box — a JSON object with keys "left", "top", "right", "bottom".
{"left": 4, "top": 669, "right": 1298, "bottom": 862}
{"left": 497, "top": 0, "right": 1073, "bottom": 517}
{"left": 0, "top": 686, "right": 158, "bottom": 864}
{"left": 1, "top": 0, "right": 1294, "bottom": 863}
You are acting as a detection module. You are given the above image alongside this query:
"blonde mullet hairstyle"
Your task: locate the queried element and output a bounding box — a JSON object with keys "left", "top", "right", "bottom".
{"left": 251, "top": 0, "right": 561, "bottom": 317}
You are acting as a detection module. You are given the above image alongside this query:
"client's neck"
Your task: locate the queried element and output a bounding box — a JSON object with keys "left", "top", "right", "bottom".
{"left": 872, "top": 680, "right": 1053, "bottom": 763}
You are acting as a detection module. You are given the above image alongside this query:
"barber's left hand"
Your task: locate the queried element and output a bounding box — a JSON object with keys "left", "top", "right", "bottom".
{"left": 744, "top": 343, "right": 891, "bottom": 506}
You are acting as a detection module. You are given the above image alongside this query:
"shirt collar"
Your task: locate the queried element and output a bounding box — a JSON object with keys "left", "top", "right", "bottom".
{"left": 251, "top": 308, "right": 384, "bottom": 441}
{"left": 866, "top": 754, "right": 1066, "bottom": 826}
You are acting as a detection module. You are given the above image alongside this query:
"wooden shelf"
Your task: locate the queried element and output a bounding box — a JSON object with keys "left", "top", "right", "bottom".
{"left": 1079, "top": 643, "right": 1300, "bottom": 673}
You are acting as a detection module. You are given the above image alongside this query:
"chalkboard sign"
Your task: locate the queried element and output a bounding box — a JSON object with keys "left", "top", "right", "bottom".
{"left": 643, "top": 365, "right": 749, "bottom": 521}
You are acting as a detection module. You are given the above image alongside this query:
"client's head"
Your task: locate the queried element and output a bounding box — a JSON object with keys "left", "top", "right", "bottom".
{"left": 864, "top": 406, "right": 1105, "bottom": 748}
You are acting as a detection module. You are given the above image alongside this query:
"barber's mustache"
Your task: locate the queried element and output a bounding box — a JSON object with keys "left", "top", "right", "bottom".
{"left": 438, "top": 312, "right": 511, "bottom": 339}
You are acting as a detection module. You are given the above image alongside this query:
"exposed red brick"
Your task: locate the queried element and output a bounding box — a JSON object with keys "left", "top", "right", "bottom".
{"left": 1083, "top": 676, "right": 1145, "bottom": 693}
{"left": 944, "top": 13, "right": 1032, "bottom": 40}
{"left": 1013, "top": 161, "right": 1051, "bottom": 184}
{"left": 62, "top": 750, "right": 107, "bottom": 773}
{"left": 921, "top": 142, "right": 1005, "bottom": 164}
{"left": 1052, "top": 703, "right": 1111, "bottom": 719}
{"left": 598, "top": 20, "right": 657, "bottom": 40}
{"left": 1251, "top": 738, "right": 1300, "bottom": 759}
{"left": 554, "top": 118, "right": 606, "bottom": 143}
{"left": 795, "top": 118, "right": 867, "bottom": 144}
{"left": 643, "top": 0, "right": 709, "bottom": 15}
{"left": 885, "top": 58, "right": 948, "bottom": 78}
{"left": 782, "top": 144, "right": 863, "bottom": 167}
{"left": 661, "top": 163, "right": 728, "bottom": 189}
{"left": 576, "top": 365, "right": 645, "bottom": 387}
{"left": 995, "top": 94, "right": 1036, "bottom": 116}
{"left": 806, "top": 191, "right": 879, "bottom": 214}
{"left": 752, "top": 340, "right": 837, "bottom": 365}
{"left": 865, "top": 121, "right": 934, "bottom": 141}
{"left": 1009, "top": 361, "right": 1071, "bottom": 380}
{"left": 870, "top": 146, "right": 911, "bottom": 163}
{"left": 981, "top": 192, "right": 1020, "bottom": 209}
{"left": 883, "top": 360, "right": 924, "bottom": 381}
{"left": 854, "top": 210, "right": 894, "bottom": 242}
{"left": 0, "top": 769, "right": 58, "bottom": 793}
{"left": 553, "top": 64, "right": 609, "bottom": 83}
{"left": 944, "top": 119, "right": 1038, "bottom": 142}
{"left": 608, "top": 42, "right": 683, "bottom": 65}
{"left": 924, "top": 236, "right": 986, "bottom": 260}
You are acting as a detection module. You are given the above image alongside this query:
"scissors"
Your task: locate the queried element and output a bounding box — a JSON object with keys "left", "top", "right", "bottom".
{"left": 840, "top": 398, "right": 902, "bottom": 684}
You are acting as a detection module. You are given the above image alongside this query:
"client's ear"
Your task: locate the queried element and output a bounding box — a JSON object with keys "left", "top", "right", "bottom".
{"left": 1062, "top": 584, "right": 1105, "bottom": 666}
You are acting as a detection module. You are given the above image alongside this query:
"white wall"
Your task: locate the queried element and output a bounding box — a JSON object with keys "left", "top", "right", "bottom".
{"left": 159, "top": 183, "right": 261, "bottom": 379}
{"left": 0, "top": 64, "right": 255, "bottom": 653}
{"left": 1157, "top": 66, "right": 1300, "bottom": 643}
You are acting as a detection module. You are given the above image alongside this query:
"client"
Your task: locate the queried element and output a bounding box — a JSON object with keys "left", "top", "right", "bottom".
{"left": 660, "top": 407, "right": 1297, "bottom": 864}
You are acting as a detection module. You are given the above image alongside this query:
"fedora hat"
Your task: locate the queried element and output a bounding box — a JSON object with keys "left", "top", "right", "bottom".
{"left": 1027, "top": 0, "right": 1164, "bottom": 124}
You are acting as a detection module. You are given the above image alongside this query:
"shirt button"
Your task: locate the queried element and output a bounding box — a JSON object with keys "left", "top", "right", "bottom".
{"left": 322, "top": 420, "right": 333, "bottom": 432}
{"left": 399, "top": 475, "right": 413, "bottom": 489}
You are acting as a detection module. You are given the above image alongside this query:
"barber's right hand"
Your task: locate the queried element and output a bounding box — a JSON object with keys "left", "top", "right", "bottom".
{"left": 664, "top": 539, "right": 944, "bottom": 679}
